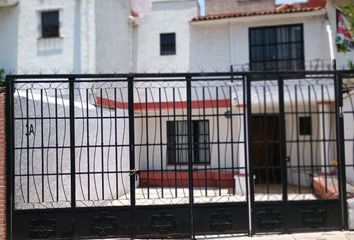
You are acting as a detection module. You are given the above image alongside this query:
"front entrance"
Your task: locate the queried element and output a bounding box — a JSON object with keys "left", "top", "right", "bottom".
{"left": 251, "top": 114, "right": 281, "bottom": 185}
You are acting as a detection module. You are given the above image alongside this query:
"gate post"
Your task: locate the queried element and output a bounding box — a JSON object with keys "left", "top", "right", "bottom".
{"left": 334, "top": 72, "right": 348, "bottom": 230}
{"left": 186, "top": 74, "right": 195, "bottom": 239}
{"left": 245, "top": 75, "right": 255, "bottom": 236}
{"left": 127, "top": 74, "right": 136, "bottom": 237}
{"left": 0, "top": 88, "right": 5, "bottom": 240}
{"left": 5, "top": 77, "right": 14, "bottom": 240}
{"left": 69, "top": 77, "right": 76, "bottom": 209}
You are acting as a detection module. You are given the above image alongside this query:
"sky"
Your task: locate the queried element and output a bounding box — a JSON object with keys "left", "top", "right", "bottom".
{"left": 198, "top": 0, "right": 308, "bottom": 15}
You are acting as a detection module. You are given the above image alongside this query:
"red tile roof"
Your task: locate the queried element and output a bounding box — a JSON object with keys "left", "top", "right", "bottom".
{"left": 192, "top": 0, "right": 327, "bottom": 22}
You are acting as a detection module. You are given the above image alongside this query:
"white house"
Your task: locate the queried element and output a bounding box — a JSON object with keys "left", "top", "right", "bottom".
{"left": 1, "top": 0, "right": 353, "bottom": 73}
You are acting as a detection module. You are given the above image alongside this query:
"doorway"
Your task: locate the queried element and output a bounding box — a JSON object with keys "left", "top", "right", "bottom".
{"left": 251, "top": 114, "right": 281, "bottom": 185}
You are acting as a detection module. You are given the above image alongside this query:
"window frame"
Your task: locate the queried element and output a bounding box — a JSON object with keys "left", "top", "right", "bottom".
{"left": 299, "top": 116, "right": 312, "bottom": 136}
{"left": 160, "top": 32, "right": 176, "bottom": 56}
{"left": 248, "top": 24, "right": 305, "bottom": 72}
{"left": 41, "top": 10, "right": 60, "bottom": 39}
{"left": 167, "top": 120, "right": 210, "bottom": 165}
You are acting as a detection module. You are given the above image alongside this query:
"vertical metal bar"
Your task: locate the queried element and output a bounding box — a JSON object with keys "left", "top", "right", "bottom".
{"left": 172, "top": 88, "right": 177, "bottom": 198}
{"left": 216, "top": 87, "right": 221, "bottom": 195}
{"left": 55, "top": 89, "right": 59, "bottom": 202}
{"left": 295, "top": 85, "right": 301, "bottom": 194}
{"left": 202, "top": 87, "right": 208, "bottom": 197}
{"left": 308, "top": 85, "right": 314, "bottom": 193}
{"left": 335, "top": 72, "right": 348, "bottom": 229}
{"left": 26, "top": 89, "right": 29, "bottom": 203}
{"left": 86, "top": 89, "right": 90, "bottom": 201}
{"left": 114, "top": 88, "right": 118, "bottom": 200}
{"left": 6, "top": 76, "right": 14, "bottom": 240}
{"left": 186, "top": 75, "right": 195, "bottom": 239}
{"left": 40, "top": 89, "right": 44, "bottom": 202}
{"left": 128, "top": 74, "right": 136, "bottom": 209}
{"left": 278, "top": 76, "right": 288, "bottom": 233}
{"left": 69, "top": 77, "right": 76, "bottom": 208}
{"left": 68, "top": 77, "right": 76, "bottom": 238}
{"left": 159, "top": 88, "right": 164, "bottom": 198}
{"left": 100, "top": 89, "right": 104, "bottom": 200}
{"left": 145, "top": 88, "right": 150, "bottom": 199}
{"left": 321, "top": 85, "right": 328, "bottom": 192}
{"left": 246, "top": 75, "right": 255, "bottom": 236}
{"left": 263, "top": 85, "right": 269, "bottom": 194}
{"left": 278, "top": 77, "right": 288, "bottom": 201}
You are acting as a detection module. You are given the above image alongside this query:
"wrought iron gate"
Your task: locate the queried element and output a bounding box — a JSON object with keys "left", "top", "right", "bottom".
{"left": 6, "top": 71, "right": 349, "bottom": 239}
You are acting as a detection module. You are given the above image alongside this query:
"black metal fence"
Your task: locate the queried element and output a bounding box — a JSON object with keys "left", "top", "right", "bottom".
{"left": 5, "top": 70, "right": 353, "bottom": 239}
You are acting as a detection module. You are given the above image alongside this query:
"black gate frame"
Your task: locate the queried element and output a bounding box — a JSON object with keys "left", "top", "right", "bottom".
{"left": 5, "top": 70, "right": 351, "bottom": 239}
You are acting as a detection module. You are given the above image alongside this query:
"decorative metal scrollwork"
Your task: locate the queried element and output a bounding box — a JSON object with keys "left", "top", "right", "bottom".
{"left": 256, "top": 207, "right": 282, "bottom": 230}
{"left": 29, "top": 214, "right": 56, "bottom": 239}
{"left": 90, "top": 212, "right": 118, "bottom": 237}
{"left": 150, "top": 211, "right": 176, "bottom": 234}
{"left": 301, "top": 206, "right": 327, "bottom": 228}
{"left": 209, "top": 208, "right": 233, "bottom": 232}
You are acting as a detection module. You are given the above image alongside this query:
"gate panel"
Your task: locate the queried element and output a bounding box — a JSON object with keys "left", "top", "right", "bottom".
{"left": 130, "top": 76, "right": 192, "bottom": 238}
{"left": 190, "top": 75, "right": 249, "bottom": 235}
{"left": 13, "top": 82, "right": 72, "bottom": 209}
{"left": 283, "top": 75, "right": 341, "bottom": 232}
{"left": 250, "top": 74, "right": 342, "bottom": 234}
{"left": 7, "top": 72, "right": 348, "bottom": 239}
{"left": 73, "top": 79, "right": 131, "bottom": 208}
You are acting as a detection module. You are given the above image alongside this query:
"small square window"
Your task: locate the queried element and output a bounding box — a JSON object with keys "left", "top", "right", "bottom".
{"left": 41, "top": 11, "right": 60, "bottom": 38}
{"left": 167, "top": 120, "right": 210, "bottom": 164}
{"left": 160, "top": 33, "right": 176, "bottom": 55}
{"left": 299, "top": 116, "right": 312, "bottom": 135}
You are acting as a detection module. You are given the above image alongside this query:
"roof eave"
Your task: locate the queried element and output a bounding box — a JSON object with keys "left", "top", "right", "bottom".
{"left": 190, "top": 8, "right": 327, "bottom": 24}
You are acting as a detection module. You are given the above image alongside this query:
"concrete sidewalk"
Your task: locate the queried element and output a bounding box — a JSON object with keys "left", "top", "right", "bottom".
{"left": 194, "top": 231, "right": 354, "bottom": 240}
{"left": 114, "top": 231, "right": 354, "bottom": 240}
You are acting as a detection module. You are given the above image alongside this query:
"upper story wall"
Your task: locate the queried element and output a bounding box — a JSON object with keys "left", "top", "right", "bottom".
{"left": 190, "top": 11, "right": 331, "bottom": 72}
{"left": 95, "top": 0, "right": 132, "bottom": 73}
{"left": 1, "top": 0, "right": 132, "bottom": 74}
{"left": 15, "top": 0, "right": 85, "bottom": 73}
{"left": 205, "top": 0, "right": 275, "bottom": 15}
{"left": 135, "top": 0, "right": 198, "bottom": 72}
{"left": 0, "top": 5, "right": 18, "bottom": 73}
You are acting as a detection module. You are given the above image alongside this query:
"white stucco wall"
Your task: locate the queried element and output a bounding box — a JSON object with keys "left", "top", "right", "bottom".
{"left": 190, "top": 11, "right": 332, "bottom": 72}
{"left": 15, "top": 0, "right": 80, "bottom": 73}
{"left": 132, "top": 80, "right": 336, "bottom": 191}
{"left": 0, "top": 5, "right": 18, "bottom": 72}
{"left": 190, "top": 22, "right": 232, "bottom": 72}
{"left": 136, "top": 0, "right": 198, "bottom": 72}
{"left": 135, "top": 106, "right": 245, "bottom": 172}
{"left": 13, "top": 86, "right": 132, "bottom": 209}
{"left": 95, "top": 0, "right": 132, "bottom": 73}
{"left": 343, "top": 90, "right": 354, "bottom": 183}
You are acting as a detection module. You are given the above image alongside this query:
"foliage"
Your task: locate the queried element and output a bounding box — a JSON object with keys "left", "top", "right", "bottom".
{"left": 348, "top": 60, "right": 354, "bottom": 70}
{"left": 0, "top": 68, "right": 4, "bottom": 87}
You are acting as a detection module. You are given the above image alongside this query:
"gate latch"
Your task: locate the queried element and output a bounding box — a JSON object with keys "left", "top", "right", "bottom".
{"left": 129, "top": 168, "right": 140, "bottom": 177}
{"left": 339, "top": 106, "right": 343, "bottom": 118}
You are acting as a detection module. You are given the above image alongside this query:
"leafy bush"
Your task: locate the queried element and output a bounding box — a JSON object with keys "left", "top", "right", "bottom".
{"left": 0, "top": 68, "right": 4, "bottom": 87}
